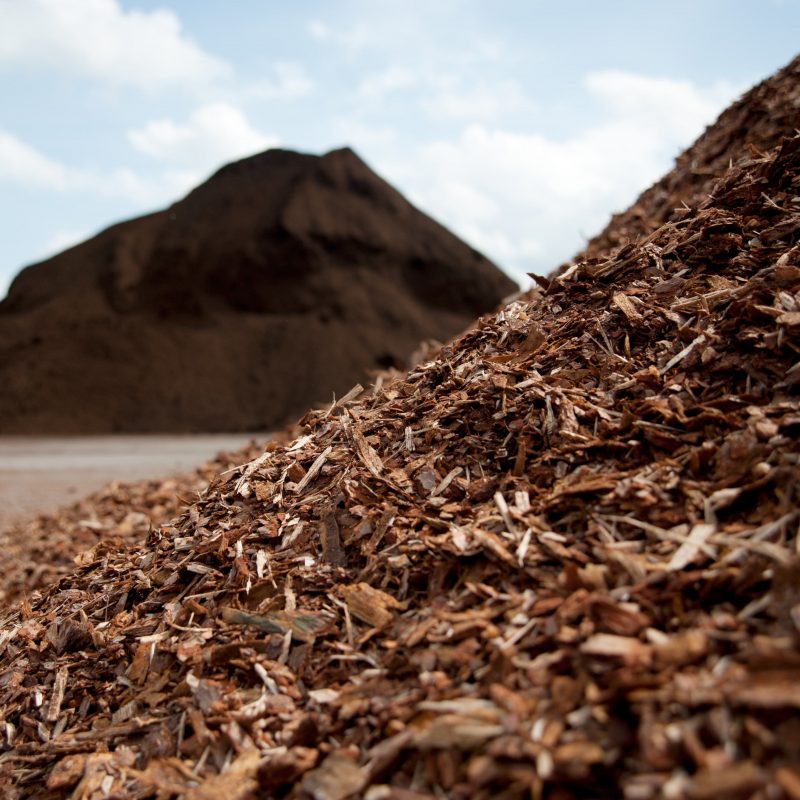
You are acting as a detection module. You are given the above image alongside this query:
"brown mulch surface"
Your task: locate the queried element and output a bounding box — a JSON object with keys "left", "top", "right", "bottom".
{"left": 1, "top": 65, "right": 799, "bottom": 799}
{"left": 0, "top": 147, "right": 514, "bottom": 434}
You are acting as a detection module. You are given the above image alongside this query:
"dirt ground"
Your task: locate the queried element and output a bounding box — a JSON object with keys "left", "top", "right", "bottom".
{"left": 0, "top": 434, "right": 262, "bottom": 528}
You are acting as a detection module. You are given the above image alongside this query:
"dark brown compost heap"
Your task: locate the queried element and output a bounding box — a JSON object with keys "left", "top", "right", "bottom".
{"left": 571, "top": 54, "right": 800, "bottom": 266}
{"left": 0, "top": 147, "right": 514, "bottom": 434}
{"left": 2, "top": 113, "right": 800, "bottom": 799}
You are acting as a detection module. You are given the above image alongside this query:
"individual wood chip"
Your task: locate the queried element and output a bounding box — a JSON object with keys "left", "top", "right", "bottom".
{"left": 320, "top": 506, "right": 346, "bottom": 566}
{"left": 46, "top": 754, "right": 87, "bottom": 790}
{"left": 776, "top": 768, "right": 800, "bottom": 800}
{"left": 493, "top": 492, "right": 517, "bottom": 534}
{"left": 687, "top": 762, "right": 765, "bottom": 799}
{"left": 127, "top": 641, "right": 152, "bottom": 684}
{"left": 580, "top": 633, "right": 652, "bottom": 666}
{"left": 254, "top": 481, "right": 275, "bottom": 502}
{"left": 326, "top": 383, "right": 364, "bottom": 416}
{"left": 659, "top": 333, "right": 705, "bottom": 375}
{"left": 591, "top": 597, "right": 649, "bottom": 636}
{"left": 668, "top": 523, "right": 716, "bottom": 571}
{"left": 726, "top": 671, "right": 800, "bottom": 708}
{"left": 308, "top": 688, "right": 340, "bottom": 705}
{"left": 46, "top": 666, "right": 68, "bottom": 723}
{"left": 352, "top": 427, "right": 384, "bottom": 479}
{"left": 293, "top": 446, "right": 333, "bottom": 495}
{"left": 220, "top": 607, "right": 330, "bottom": 643}
{"left": 612, "top": 292, "right": 643, "bottom": 324}
{"left": 233, "top": 692, "right": 295, "bottom": 723}
{"left": 777, "top": 310, "right": 800, "bottom": 327}
{"left": 340, "top": 583, "right": 405, "bottom": 628}
{"left": 519, "top": 323, "right": 547, "bottom": 353}
{"left": 471, "top": 527, "right": 517, "bottom": 566}
{"left": 301, "top": 752, "right": 368, "bottom": 800}
{"left": 364, "top": 506, "right": 395, "bottom": 555}
{"left": 417, "top": 698, "right": 501, "bottom": 721}
{"left": 430, "top": 467, "right": 462, "bottom": 498}
{"left": 234, "top": 450, "right": 273, "bottom": 497}
{"left": 553, "top": 741, "right": 605, "bottom": 766}
{"left": 413, "top": 714, "right": 505, "bottom": 750}
{"left": 185, "top": 750, "right": 261, "bottom": 800}
{"left": 651, "top": 629, "right": 708, "bottom": 666}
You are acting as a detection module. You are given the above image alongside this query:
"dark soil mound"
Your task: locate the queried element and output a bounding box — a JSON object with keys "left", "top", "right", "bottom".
{"left": 0, "top": 147, "right": 514, "bottom": 433}
{"left": 1, "top": 61, "right": 799, "bottom": 797}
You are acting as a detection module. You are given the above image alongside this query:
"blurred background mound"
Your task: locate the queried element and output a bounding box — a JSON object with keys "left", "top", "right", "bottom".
{"left": 0, "top": 146, "right": 514, "bottom": 434}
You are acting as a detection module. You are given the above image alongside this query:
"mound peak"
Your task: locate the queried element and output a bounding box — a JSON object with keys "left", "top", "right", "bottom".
{"left": 0, "top": 146, "right": 515, "bottom": 433}
{"left": 572, "top": 54, "right": 800, "bottom": 265}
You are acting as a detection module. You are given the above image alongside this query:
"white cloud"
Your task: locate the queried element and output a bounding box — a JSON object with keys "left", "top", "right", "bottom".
{"left": 357, "top": 66, "right": 418, "bottom": 100}
{"left": 1, "top": 102, "right": 277, "bottom": 213}
{"left": 0, "top": 0, "right": 229, "bottom": 90}
{"left": 246, "top": 62, "right": 314, "bottom": 100}
{"left": 0, "top": 127, "right": 209, "bottom": 207}
{"left": 308, "top": 19, "right": 373, "bottom": 52}
{"left": 355, "top": 66, "right": 532, "bottom": 122}
{"left": 390, "top": 71, "right": 740, "bottom": 285}
{"left": 104, "top": 166, "right": 201, "bottom": 207}
{"left": 308, "top": 20, "right": 329, "bottom": 40}
{"left": 420, "top": 77, "right": 534, "bottom": 122}
{"left": 128, "top": 103, "right": 277, "bottom": 166}
{"left": 586, "top": 70, "right": 736, "bottom": 142}
{"left": 0, "top": 129, "right": 74, "bottom": 190}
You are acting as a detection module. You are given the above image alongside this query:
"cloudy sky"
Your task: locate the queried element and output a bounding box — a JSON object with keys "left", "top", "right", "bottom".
{"left": 1, "top": 0, "right": 798, "bottom": 297}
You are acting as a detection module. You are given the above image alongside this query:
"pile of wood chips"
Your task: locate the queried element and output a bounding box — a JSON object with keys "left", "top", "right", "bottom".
{"left": 2, "top": 63, "right": 800, "bottom": 800}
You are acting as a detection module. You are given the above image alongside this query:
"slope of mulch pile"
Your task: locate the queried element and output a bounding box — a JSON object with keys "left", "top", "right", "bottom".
{"left": 570, "top": 54, "right": 800, "bottom": 265}
{"left": 0, "top": 147, "right": 514, "bottom": 434}
{"left": 1, "top": 116, "right": 799, "bottom": 799}
{"left": 0, "top": 441, "right": 268, "bottom": 608}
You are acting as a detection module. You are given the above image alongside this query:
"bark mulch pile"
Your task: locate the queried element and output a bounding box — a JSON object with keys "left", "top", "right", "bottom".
{"left": 1, "top": 106, "right": 799, "bottom": 798}
{"left": 0, "top": 147, "right": 513, "bottom": 434}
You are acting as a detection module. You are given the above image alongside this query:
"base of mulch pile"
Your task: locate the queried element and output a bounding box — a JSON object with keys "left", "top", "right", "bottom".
{"left": 0, "top": 439, "right": 269, "bottom": 606}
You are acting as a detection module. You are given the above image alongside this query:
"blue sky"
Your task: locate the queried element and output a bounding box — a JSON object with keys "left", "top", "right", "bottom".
{"left": 1, "top": 1, "right": 798, "bottom": 298}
